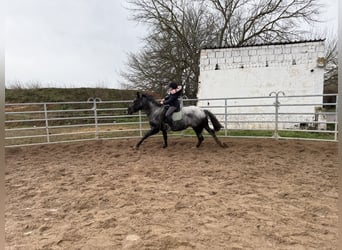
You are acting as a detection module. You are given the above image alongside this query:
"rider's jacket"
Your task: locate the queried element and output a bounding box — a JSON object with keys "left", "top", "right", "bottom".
{"left": 163, "top": 91, "right": 182, "bottom": 111}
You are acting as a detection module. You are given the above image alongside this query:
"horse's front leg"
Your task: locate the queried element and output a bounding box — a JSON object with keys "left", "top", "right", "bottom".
{"left": 135, "top": 127, "right": 159, "bottom": 149}
{"left": 161, "top": 128, "right": 168, "bottom": 148}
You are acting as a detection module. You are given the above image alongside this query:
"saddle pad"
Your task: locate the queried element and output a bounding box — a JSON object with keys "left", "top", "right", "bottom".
{"left": 172, "top": 111, "right": 183, "bottom": 121}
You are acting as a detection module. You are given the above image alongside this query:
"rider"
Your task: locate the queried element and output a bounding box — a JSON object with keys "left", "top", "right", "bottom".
{"left": 160, "top": 82, "right": 182, "bottom": 128}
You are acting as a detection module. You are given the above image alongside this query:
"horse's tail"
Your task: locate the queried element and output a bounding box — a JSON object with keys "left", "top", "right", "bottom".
{"left": 204, "top": 110, "right": 223, "bottom": 132}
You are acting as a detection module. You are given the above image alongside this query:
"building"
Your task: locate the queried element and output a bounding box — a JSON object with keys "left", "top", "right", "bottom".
{"left": 198, "top": 39, "right": 326, "bottom": 130}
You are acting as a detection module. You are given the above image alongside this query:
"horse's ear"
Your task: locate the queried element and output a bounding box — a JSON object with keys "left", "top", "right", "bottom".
{"left": 136, "top": 92, "right": 140, "bottom": 98}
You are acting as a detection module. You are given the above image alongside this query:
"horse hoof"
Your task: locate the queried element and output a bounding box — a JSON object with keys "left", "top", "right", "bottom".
{"left": 162, "top": 145, "right": 168, "bottom": 148}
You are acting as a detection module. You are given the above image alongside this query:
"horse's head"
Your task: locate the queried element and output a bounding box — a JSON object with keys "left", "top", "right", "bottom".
{"left": 127, "top": 92, "right": 145, "bottom": 115}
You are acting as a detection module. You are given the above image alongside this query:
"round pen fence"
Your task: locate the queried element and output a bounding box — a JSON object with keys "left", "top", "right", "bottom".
{"left": 5, "top": 93, "right": 338, "bottom": 147}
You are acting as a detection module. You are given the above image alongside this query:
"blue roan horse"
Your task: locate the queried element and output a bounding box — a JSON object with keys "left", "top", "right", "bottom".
{"left": 127, "top": 92, "right": 225, "bottom": 149}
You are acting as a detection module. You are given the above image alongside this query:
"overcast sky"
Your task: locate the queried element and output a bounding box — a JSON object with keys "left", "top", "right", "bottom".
{"left": 5, "top": 0, "right": 338, "bottom": 89}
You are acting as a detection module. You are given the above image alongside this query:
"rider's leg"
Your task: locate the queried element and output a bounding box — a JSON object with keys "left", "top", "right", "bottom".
{"left": 165, "top": 106, "right": 177, "bottom": 126}
{"left": 160, "top": 106, "right": 167, "bottom": 121}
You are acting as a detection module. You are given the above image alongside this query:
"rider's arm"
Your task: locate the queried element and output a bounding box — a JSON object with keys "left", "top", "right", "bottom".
{"left": 160, "top": 94, "right": 170, "bottom": 104}
{"left": 162, "top": 94, "right": 178, "bottom": 105}
{"left": 170, "top": 85, "right": 182, "bottom": 94}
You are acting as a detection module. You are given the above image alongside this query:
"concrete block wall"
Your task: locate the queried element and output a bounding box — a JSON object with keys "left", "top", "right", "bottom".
{"left": 200, "top": 40, "right": 325, "bottom": 71}
{"left": 198, "top": 40, "right": 326, "bottom": 130}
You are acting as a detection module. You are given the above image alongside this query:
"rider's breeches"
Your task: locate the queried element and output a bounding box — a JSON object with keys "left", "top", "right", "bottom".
{"left": 165, "top": 106, "right": 177, "bottom": 122}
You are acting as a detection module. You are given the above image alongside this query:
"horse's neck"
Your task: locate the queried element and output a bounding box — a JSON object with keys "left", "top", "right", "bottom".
{"left": 143, "top": 101, "right": 161, "bottom": 116}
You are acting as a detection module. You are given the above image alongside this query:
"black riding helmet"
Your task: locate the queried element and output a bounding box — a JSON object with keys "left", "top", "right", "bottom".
{"left": 169, "top": 82, "right": 178, "bottom": 89}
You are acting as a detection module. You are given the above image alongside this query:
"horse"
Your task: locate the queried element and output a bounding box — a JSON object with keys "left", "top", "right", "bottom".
{"left": 127, "top": 92, "right": 226, "bottom": 149}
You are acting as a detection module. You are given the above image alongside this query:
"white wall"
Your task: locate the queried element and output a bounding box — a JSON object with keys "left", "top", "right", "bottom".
{"left": 198, "top": 40, "right": 326, "bottom": 129}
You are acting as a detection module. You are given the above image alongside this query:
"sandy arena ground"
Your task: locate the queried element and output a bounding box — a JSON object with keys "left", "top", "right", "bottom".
{"left": 5, "top": 137, "right": 338, "bottom": 249}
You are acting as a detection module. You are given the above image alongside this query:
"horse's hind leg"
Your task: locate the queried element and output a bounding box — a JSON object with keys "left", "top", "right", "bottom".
{"left": 204, "top": 125, "right": 225, "bottom": 147}
{"left": 193, "top": 126, "right": 204, "bottom": 147}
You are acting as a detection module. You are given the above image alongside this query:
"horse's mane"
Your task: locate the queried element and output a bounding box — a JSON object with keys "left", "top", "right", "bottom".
{"left": 142, "top": 93, "right": 163, "bottom": 107}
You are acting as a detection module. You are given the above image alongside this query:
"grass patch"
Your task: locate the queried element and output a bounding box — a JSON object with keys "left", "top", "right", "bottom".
{"left": 278, "top": 130, "right": 335, "bottom": 140}
{"left": 181, "top": 129, "right": 273, "bottom": 137}
{"left": 224, "top": 130, "right": 273, "bottom": 137}
{"left": 5, "top": 88, "right": 137, "bottom": 103}
{"left": 179, "top": 128, "right": 336, "bottom": 141}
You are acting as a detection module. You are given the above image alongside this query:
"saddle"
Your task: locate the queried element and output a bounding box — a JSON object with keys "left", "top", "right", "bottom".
{"left": 163, "top": 105, "right": 183, "bottom": 121}
{"left": 171, "top": 110, "right": 183, "bottom": 121}
{"left": 160, "top": 107, "right": 183, "bottom": 131}
{"left": 161, "top": 106, "right": 183, "bottom": 125}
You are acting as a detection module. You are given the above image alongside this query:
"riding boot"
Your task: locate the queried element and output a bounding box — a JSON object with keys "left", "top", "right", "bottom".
{"left": 165, "top": 115, "right": 173, "bottom": 130}
{"left": 160, "top": 106, "right": 169, "bottom": 130}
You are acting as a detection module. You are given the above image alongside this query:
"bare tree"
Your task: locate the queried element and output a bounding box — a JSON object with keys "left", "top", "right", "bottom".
{"left": 323, "top": 35, "right": 338, "bottom": 107}
{"left": 122, "top": 0, "right": 215, "bottom": 97}
{"left": 209, "top": 0, "right": 322, "bottom": 47}
{"left": 122, "top": 0, "right": 323, "bottom": 98}
{"left": 324, "top": 36, "right": 338, "bottom": 86}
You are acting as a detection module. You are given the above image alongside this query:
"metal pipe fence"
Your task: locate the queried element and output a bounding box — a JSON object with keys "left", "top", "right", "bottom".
{"left": 5, "top": 93, "right": 338, "bottom": 147}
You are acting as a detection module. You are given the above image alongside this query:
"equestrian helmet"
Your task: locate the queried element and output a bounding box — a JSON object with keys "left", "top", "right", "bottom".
{"left": 169, "top": 82, "right": 178, "bottom": 89}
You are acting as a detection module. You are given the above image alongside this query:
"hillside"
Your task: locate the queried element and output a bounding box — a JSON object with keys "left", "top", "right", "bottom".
{"left": 5, "top": 88, "right": 138, "bottom": 103}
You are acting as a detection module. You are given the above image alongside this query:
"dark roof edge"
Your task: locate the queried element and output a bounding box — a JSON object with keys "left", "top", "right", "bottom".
{"left": 202, "top": 39, "right": 326, "bottom": 50}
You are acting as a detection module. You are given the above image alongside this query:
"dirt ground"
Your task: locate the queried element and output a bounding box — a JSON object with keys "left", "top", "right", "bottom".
{"left": 5, "top": 137, "right": 338, "bottom": 250}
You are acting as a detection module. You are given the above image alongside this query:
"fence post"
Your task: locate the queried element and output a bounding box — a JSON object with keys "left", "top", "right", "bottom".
{"left": 93, "top": 99, "right": 99, "bottom": 139}
{"left": 180, "top": 98, "right": 184, "bottom": 137}
{"left": 224, "top": 98, "right": 228, "bottom": 137}
{"left": 139, "top": 110, "right": 142, "bottom": 137}
{"left": 44, "top": 103, "right": 50, "bottom": 143}
{"left": 334, "top": 94, "right": 338, "bottom": 141}
{"left": 269, "top": 91, "right": 285, "bottom": 140}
